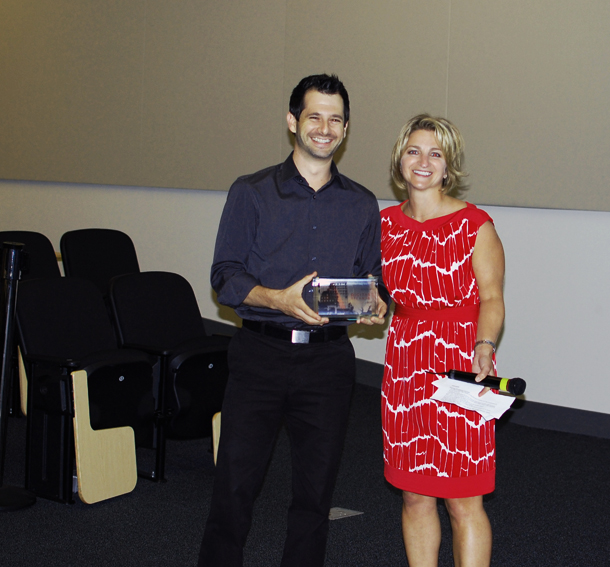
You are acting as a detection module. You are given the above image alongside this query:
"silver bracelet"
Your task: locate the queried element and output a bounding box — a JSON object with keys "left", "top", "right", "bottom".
{"left": 474, "top": 339, "right": 496, "bottom": 353}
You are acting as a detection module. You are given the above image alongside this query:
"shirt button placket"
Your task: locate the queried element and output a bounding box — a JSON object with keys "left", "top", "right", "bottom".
{"left": 310, "top": 192, "right": 319, "bottom": 266}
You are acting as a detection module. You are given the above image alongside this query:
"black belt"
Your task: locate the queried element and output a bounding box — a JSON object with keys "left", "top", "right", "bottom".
{"left": 242, "top": 319, "right": 347, "bottom": 344}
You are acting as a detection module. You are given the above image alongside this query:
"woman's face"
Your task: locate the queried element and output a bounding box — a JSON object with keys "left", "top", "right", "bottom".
{"left": 400, "top": 129, "right": 447, "bottom": 193}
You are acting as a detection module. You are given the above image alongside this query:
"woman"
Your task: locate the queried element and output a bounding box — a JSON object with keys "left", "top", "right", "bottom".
{"left": 381, "top": 114, "right": 505, "bottom": 566}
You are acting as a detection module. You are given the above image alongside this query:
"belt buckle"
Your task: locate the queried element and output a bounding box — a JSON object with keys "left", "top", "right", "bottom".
{"left": 291, "top": 330, "right": 310, "bottom": 344}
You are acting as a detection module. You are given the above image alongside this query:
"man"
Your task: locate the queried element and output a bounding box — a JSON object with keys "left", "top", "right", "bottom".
{"left": 198, "top": 74, "right": 388, "bottom": 567}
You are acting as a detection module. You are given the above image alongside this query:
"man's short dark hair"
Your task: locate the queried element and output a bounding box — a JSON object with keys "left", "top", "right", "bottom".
{"left": 289, "top": 74, "right": 350, "bottom": 124}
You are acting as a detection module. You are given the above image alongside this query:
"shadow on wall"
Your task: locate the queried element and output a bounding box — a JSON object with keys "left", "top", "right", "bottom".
{"left": 348, "top": 302, "right": 391, "bottom": 341}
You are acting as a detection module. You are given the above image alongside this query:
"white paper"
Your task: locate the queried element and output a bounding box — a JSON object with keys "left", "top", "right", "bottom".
{"left": 430, "top": 378, "right": 515, "bottom": 421}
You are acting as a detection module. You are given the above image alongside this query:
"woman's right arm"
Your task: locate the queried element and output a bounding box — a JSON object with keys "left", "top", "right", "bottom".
{"left": 471, "top": 220, "right": 505, "bottom": 388}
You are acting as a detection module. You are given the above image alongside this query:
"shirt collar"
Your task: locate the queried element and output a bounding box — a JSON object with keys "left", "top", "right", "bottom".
{"left": 280, "top": 152, "right": 345, "bottom": 189}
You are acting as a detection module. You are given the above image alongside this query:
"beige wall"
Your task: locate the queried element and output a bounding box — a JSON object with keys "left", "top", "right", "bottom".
{"left": 1, "top": 179, "right": 609, "bottom": 416}
{"left": 1, "top": 1, "right": 609, "bottom": 412}
{"left": 2, "top": 1, "right": 610, "bottom": 210}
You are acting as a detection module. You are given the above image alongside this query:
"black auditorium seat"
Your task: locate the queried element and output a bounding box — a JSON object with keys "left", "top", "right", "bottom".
{"left": 16, "top": 277, "right": 157, "bottom": 503}
{"left": 109, "top": 272, "right": 229, "bottom": 463}
{"left": 0, "top": 230, "right": 61, "bottom": 281}
{"left": 60, "top": 228, "right": 139, "bottom": 295}
{"left": 0, "top": 230, "right": 62, "bottom": 417}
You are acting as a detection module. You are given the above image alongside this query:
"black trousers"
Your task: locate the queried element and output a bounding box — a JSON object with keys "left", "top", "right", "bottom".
{"left": 198, "top": 326, "right": 356, "bottom": 567}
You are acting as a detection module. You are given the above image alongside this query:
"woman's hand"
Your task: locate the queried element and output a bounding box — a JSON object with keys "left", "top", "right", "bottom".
{"left": 473, "top": 343, "right": 494, "bottom": 397}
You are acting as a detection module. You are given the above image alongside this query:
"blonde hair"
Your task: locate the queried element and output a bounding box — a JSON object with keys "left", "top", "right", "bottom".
{"left": 391, "top": 114, "right": 467, "bottom": 194}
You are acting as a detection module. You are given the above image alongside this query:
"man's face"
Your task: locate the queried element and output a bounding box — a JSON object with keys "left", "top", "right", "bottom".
{"left": 287, "top": 90, "right": 348, "bottom": 161}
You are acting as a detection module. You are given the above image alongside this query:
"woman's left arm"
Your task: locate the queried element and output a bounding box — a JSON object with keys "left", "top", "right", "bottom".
{"left": 471, "top": 221, "right": 506, "bottom": 391}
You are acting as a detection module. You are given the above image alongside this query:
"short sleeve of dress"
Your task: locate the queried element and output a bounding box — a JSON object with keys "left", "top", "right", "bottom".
{"left": 465, "top": 203, "right": 493, "bottom": 228}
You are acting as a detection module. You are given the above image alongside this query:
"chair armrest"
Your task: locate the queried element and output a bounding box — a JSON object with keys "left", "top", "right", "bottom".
{"left": 121, "top": 337, "right": 228, "bottom": 358}
{"left": 24, "top": 353, "right": 81, "bottom": 368}
{"left": 120, "top": 343, "right": 173, "bottom": 357}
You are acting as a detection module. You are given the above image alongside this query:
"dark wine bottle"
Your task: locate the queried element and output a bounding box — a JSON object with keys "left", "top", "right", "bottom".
{"left": 432, "top": 369, "right": 526, "bottom": 396}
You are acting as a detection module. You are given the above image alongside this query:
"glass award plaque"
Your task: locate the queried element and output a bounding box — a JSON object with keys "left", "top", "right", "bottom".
{"left": 312, "top": 277, "right": 378, "bottom": 320}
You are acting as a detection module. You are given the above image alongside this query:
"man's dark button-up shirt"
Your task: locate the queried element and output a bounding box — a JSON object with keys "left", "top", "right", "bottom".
{"left": 211, "top": 153, "right": 386, "bottom": 328}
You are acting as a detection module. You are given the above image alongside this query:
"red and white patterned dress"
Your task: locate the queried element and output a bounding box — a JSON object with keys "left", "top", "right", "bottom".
{"left": 381, "top": 202, "right": 495, "bottom": 498}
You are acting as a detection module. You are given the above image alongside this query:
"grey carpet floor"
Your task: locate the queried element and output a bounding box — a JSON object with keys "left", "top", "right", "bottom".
{"left": 1, "top": 384, "right": 609, "bottom": 566}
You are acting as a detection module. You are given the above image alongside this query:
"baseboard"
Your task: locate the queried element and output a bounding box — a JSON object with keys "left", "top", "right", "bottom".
{"left": 501, "top": 397, "right": 610, "bottom": 439}
{"left": 203, "top": 318, "right": 239, "bottom": 337}
{"left": 203, "top": 318, "right": 610, "bottom": 440}
{"left": 354, "top": 358, "right": 384, "bottom": 389}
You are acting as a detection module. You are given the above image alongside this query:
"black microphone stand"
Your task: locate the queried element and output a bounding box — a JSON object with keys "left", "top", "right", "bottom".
{"left": 0, "top": 242, "right": 36, "bottom": 511}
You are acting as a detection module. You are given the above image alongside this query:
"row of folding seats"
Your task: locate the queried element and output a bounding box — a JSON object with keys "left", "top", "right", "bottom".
{"left": 0, "top": 228, "right": 139, "bottom": 288}
{"left": 0, "top": 229, "right": 229, "bottom": 504}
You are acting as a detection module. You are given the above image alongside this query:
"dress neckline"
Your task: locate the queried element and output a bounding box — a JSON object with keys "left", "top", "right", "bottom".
{"left": 393, "top": 201, "right": 473, "bottom": 230}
